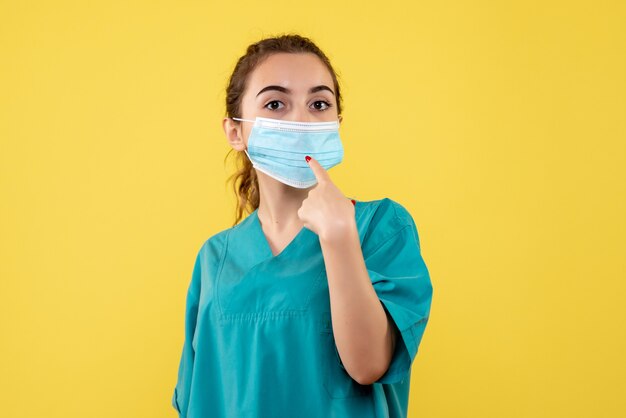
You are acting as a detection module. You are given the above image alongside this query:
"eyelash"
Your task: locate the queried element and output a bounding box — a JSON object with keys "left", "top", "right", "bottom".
{"left": 264, "top": 100, "right": 333, "bottom": 111}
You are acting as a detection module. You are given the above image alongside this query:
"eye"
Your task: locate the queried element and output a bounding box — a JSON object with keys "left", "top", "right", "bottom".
{"left": 312, "top": 100, "right": 332, "bottom": 111}
{"left": 264, "top": 100, "right": 284, "bottom": 111}
{"left": 311, "top": 100, "right": 332, "bottom": 111}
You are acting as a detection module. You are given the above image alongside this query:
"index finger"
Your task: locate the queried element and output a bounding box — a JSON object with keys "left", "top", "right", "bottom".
{"left": 305, "top": 155, "right": 329, "bottom": 183}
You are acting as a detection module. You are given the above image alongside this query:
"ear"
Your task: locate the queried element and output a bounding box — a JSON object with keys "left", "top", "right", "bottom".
{"left": 222, "top": 117, "right": 246, "bottom": 151}
{"left": 338, "top": 114, "right": 343, "bottom": 124}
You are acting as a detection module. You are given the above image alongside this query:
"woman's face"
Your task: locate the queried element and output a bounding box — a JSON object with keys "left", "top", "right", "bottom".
{"left": 224, "top": 52, "right": 341, "bottom": 151}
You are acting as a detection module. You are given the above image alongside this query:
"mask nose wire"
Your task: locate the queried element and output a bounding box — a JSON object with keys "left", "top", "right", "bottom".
{"left": 232, "top": 116, "right": 341, "bottom": 124}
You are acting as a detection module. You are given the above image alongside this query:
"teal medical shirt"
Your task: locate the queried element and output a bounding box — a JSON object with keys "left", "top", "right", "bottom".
{"left": 172, "top": 197, "right": 433, "bottom": 418}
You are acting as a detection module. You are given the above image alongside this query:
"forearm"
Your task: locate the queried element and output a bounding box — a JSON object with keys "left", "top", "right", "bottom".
{"left": 319, "top": 218, "right": 397, "bottom": 385}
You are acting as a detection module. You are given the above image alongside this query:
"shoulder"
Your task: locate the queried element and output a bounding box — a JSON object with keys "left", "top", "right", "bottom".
{"left": 195, "top": 210, "right": 257, "bottom": 261}
{"left": 357, "top": 197, "right": 416, "bottom": 231}
{"left": 187, "top": 224, "right": 231, "bottom": 274}
{"left": 356, "top": 197, "right": 419, "bottom": 254}
{"left": 202, "top": 229, "right": 229, "bottom": 254}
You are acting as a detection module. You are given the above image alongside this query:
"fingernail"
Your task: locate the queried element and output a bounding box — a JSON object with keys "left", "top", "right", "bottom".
{"left": 351, "top": 199, "right": 356, "bottom": 206}
{"left": 305, "top": 156, "right": 311, "bottom": 163}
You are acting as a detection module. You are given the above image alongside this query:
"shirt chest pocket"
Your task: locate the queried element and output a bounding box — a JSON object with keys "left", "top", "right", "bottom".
{"left": 217, "top": 256, "right": 326, "bottom": 317}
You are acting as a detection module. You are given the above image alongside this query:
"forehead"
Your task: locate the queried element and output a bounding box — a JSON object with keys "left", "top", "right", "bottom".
{"left": 247, "top": 52, "right": 334, "bottom": 91}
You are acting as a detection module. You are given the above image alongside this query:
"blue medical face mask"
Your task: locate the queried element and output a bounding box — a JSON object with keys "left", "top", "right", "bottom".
{"left": 231, "top": 116, "right": 344, "bottom": 189}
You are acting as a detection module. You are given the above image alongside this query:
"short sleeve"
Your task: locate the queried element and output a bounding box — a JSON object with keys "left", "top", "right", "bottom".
{"left": 172, "top": 248, "right": 203, "bottom": 417}
{"left": 366, "top": 204, "right": 433, "bottom": 384}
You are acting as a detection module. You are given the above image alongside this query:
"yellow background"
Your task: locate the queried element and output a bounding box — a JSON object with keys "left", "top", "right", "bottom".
{"left": 1, "top": 1, "right": 624, "bottom": 417}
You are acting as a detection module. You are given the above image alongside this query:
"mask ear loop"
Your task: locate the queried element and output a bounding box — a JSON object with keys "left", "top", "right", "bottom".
{"left": 230, "top": 117, "right": 256, "bottom": 156}
{"left": 231, "top": 117, "right": 256, "bottom": 123}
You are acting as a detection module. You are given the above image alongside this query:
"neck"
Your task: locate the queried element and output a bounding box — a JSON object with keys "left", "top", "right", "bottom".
{"left": 256, "top": 170, "right": 313, "bottom": 232}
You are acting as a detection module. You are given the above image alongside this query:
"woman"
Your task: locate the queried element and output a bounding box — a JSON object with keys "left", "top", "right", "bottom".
{"left": 172, "top": 33, "right": 433, "bottom": 418}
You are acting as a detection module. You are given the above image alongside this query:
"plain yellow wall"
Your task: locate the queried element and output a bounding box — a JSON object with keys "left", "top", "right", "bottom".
{"left": 1, "top": 1, "right": 625, "bottom": 417}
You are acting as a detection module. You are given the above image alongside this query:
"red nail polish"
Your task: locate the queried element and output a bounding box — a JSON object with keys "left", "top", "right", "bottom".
{"left": 305, "top": 155, "right": 311, "bottom": 163}
{"left": 351, "top": 199, "right": 356, "bottom": 206}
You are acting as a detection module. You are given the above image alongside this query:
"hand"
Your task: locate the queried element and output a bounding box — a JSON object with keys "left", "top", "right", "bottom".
{"left": 297, "top": 155, "right": 356, "bottom": 241}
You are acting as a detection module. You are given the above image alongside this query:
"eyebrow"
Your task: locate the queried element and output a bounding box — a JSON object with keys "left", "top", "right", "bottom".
{"left": 256, "top": 85, "right": 335, "bottom": 97}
